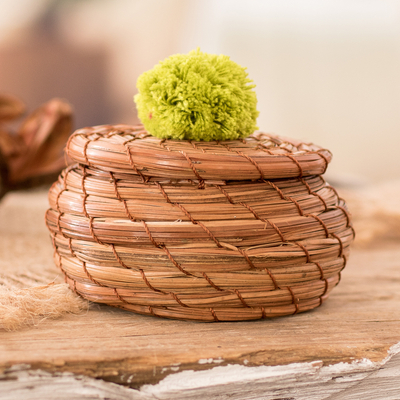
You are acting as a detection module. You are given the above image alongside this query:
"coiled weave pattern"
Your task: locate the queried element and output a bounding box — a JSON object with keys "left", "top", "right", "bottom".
{"left": 45, "top": 125, "right": 354, "bottom": 321}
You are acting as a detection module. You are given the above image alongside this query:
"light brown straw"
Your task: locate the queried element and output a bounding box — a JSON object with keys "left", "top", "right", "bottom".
{"left": 65, "top": 125, "right": 332, "bottom": 181}
{"left": 45, "top": 124, "right": 353, "bottom": 322}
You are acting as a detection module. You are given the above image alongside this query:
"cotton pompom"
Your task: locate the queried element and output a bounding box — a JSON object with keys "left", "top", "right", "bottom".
{"left": 134, "top": 49, "right": 259, "bottom": 141}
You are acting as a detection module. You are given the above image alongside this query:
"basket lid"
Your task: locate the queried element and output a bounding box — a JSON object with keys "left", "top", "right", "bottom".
{"left": 66, "top": 124, "right": 331, "bottom": 181}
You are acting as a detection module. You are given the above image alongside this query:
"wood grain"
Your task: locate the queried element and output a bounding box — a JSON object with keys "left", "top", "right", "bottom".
{"left": 1, "top": 247, "right": 400, "bottom": 387}
{"left": 1, "top": 190, "right": 400, "bottom": 390}
{"left": 1, "top": 352, "right": 399, "bottom": 399}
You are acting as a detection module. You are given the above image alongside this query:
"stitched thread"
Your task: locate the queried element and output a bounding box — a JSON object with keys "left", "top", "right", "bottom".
{"left": 210, "top": 308, "right": 219, "bottom": 322}
{"left": 300, "top": 177, "right": 328, "bottom": 211}
{"left": 287, "top": 286, "right": 299, "bottom": 314}
{"left": 180, "top": 150, "right": 205, "bottom": 189}
{"left": 304, "top": 213, "right": 330, "bottom": 238}
{"left": 264, "top": 268, "right": 280, "bottom": 290}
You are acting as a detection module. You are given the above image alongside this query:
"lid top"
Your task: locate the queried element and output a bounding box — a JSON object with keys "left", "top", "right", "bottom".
{"left": 66, "top": 124, "right": 331, "bottom": 181}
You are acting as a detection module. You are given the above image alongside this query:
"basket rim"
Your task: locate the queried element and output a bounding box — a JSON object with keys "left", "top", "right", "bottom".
{"left": 66, "top": 124, "right": 332, "bottom": 181}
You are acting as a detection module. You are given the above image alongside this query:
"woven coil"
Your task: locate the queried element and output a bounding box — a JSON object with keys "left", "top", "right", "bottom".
{"left": 45, "top": 125, "right": 354, "bottom": 322}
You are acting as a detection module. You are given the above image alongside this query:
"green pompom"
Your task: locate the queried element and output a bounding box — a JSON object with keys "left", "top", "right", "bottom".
{"left": 134, "top": 49, "right": 259, "bottom": 141}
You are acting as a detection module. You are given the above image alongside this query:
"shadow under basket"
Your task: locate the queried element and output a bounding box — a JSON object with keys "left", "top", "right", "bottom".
{"left": 45, "top": 124, "right": 354, "bottom": 322}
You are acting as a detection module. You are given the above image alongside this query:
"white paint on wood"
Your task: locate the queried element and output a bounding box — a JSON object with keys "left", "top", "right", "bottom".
{"left": 2, "top": 345, "right": 399, "bottom": 400}
{"left": 0, "top": 365, "right": 142, "bottom": 400}
{"left": 2, "top": 190, "right": 400, "bottom": 389}
{"left": 139, "top": 344, "right": 400, "bottom": 400}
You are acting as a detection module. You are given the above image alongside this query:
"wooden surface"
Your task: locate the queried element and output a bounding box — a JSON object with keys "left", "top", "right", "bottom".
{"left": 1, "top": 352, "right": 400, "bottom": 400}
{"left": 1, "top": 189, "right": 400, "bottom": 398}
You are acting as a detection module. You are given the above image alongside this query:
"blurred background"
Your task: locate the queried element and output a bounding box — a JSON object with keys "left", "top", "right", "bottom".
{"left": 1, "top": 0, "right": 400, "bottom": 184}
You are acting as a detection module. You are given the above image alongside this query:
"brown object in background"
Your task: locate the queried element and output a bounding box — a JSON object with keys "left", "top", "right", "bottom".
{"left": 0, "top": 94, "right": 73, "bottom": 199}
{"left": 0, "top": 95, "right": 26, "bottom": 167}
{"left": 0, "top": 148, "right": 8, "bottom": 199}
{"left": 0, "top": 94, "right": 25, "bottom": 122}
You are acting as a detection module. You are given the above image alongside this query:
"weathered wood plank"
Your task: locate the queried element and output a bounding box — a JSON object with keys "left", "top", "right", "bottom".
{"left": 1, "top": 190, "right": 400, "bottom": 390}
{"left": 0, "top": 365, "right": 140, "bottom": 400}
{"left": 1, "top": 352, "right": 400, "bottom": 400}
{"left": 139, "top": 350, "right": 400, "bottom": 400}
{"left": 328, "top": 350, "right": 400, "bottom": 400}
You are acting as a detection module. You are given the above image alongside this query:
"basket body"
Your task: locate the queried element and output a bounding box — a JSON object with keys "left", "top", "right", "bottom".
{"left": 45, "top": 125, "right": 354, "bottom": 321}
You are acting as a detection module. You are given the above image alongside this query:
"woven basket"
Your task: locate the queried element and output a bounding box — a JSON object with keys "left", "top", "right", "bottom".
{"left": 45, "top": 124, "right": 354, "bottom": 322}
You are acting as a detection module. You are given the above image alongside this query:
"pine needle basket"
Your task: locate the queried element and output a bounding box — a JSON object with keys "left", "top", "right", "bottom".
{"left": 45, "top": 124, "right": 354, "bottom": 322}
